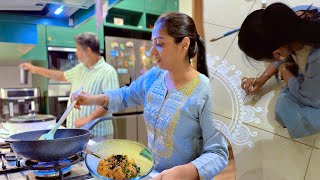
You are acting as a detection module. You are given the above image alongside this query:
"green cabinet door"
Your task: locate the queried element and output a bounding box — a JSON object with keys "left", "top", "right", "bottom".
{"left": 20, "top": 25, "right": 47, "bottom": 61}
{"left": 145, "top": 0, "right": 167, "bottom": 14}
{"left": 114, "top": 0, "right": 145, "bottom": 12}
{"left": 46, "top": 18, "right": 104, "bottom": 49}
{"left": 166, "top": 0, "right": 179, "bottom": 12}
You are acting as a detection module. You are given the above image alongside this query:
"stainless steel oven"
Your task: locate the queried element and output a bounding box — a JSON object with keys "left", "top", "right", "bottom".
{"left": 48, "top": 84, "right": 71, "bottom": 124}
{"left": 47, "top": 47, "right": 76, "bottom": 122}
{"left": 47, "top": 47, "right": 78, "bottom": 84}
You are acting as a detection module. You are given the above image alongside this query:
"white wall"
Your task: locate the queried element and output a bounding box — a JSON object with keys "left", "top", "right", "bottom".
{"left": 179, "top": 0, "right": 192, "bottom": 16}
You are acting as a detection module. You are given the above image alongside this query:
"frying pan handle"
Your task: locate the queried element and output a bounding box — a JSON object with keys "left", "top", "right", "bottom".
{"left": 80, "top": 116, "right": 114, "bottom": 130}
{"left": 5, "top": 138, "right": 20, "bottom": 143}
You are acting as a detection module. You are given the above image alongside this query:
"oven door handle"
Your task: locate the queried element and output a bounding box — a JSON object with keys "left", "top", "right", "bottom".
{"left": 57, "top": 97, "right": 70, "bottom": 102}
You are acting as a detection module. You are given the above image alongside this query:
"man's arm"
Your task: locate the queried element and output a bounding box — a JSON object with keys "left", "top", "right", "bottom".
{"left": 75, "top": 106, "right": 107, "bottom": 128}
{"left": 20, "top": 63, "right": 67, "bottom": 82}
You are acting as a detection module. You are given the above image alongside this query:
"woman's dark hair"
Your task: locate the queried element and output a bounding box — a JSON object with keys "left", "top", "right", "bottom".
{"left": 238, "top": 3, "right": 320, "bottom": 60}
{"left": 155, "top": 12, "right": 209, "bottom": 77}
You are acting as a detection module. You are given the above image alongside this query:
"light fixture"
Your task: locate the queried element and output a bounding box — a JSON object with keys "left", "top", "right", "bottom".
{"left": 54, "top": 5, "right": 64, "bottom": 15}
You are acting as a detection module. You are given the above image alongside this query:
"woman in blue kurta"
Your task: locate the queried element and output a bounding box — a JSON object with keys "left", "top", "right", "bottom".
{"left": 74, "top": 12, "right": 228, "bottom": 179}
{"left": 239, "top": 3, "right": 320, "bottom": 138}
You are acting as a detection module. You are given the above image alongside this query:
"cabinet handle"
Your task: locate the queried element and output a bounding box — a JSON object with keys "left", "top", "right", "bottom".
{"left": 57, "top": 97, "right": 70, "bottom": 102}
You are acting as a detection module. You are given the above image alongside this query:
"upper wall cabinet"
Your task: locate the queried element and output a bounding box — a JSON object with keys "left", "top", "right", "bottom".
{"left": 20, "top": 25, "right": 47, "bottom": 61}
{"left": 166, "top": 0, "right": 179, "bottom": 12}
{"left": 46, "top": 18, "right": 104, "bottom": 49}
{"left": 105, "top": 0, "right": 179, "bottom": 32}
{"left": 144, "top": 0, "right": 167, "bottom": 14}
{"left": 114, "top": 0, "right": 145, "bottom": 12}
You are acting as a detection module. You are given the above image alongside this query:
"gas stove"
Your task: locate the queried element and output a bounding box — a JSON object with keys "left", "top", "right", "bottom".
{"left": 0, "top": 140, "right": 158, "bottom": 180}
{"left": 0, "top": 141, "right": 94, "bottom": 180}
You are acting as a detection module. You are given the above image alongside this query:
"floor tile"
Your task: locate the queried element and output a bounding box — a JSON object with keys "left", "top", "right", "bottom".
{"left": 313, "top": 135, "right": 320, "bottom": 149}
{"left": 203, "top": 0, "right": 255, "bottom": 28}
{"left": 213, "top": 114, "right": 312, "bottom": 180}
{"left": 205, "top": 23, "right": 237, "bottom": 60}
{"left": 305, "top": 148, "right": 320, "bottom": 180}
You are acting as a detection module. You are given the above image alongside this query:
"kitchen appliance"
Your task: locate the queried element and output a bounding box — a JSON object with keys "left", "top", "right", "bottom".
{"left": 0, "top": 88, "right": 41, "bottom": 120}
{"left": 0, "top": 141, "right": 93, "bottom": 179}
{"left": 105, "top": 36, "right": 155, "bottom": 146}
{"left": 2, "top": 113, "right": 56, "bottom": 135}
{"left": 105, "top": 36, "right": 156, "bottom": 87}
{"left": 47, "top": 46, "right": 79, "bottom": 121}
{"left": 47, "top": 47, "right": 78, "bottom": 84}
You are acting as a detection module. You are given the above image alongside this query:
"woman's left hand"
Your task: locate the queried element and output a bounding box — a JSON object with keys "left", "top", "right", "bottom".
{"left": 152, "top": 164, "right": 199, "bottom": 180}
{"left": 278, "top": 62, "right": 297, "bottom": 72}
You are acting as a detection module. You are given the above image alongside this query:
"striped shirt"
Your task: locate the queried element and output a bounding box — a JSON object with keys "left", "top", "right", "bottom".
{"left": 64, "top": 57, "right": 119, "bottom": 136}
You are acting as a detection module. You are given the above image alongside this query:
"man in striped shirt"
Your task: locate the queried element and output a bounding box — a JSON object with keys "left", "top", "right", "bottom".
{"left": 20, "top": 32, "right": 119, "bottom": 141}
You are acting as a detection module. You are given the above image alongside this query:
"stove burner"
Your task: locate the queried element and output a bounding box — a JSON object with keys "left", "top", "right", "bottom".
{"left": 0, "top": 142, "right": 10, "bottom": 149}
{"left": 17, "top": 154, "right": 83, "bottom": 179}
{"left": 4, "top": 152, "right": 16, "bottom": 161}
{"left": 33, "top": 159, "right": 72, "bottom": 178}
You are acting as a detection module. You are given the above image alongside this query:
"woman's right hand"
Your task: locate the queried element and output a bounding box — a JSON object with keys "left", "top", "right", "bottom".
{"left": 72, "top": 92, "right": 105, "bottom": 110}
{"left": 241, "top": 77, "right": 265, "bottom": 95}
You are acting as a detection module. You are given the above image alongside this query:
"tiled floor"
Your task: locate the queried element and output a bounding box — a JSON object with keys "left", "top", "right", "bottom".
{"left": 205, "top": 0, "right": 320, "bottom": 179}
{"left": 214, "top": 114, "right": 314, "bottom": 180}
{"left": 305, "top": 149, "right": 320, "bottom": 180}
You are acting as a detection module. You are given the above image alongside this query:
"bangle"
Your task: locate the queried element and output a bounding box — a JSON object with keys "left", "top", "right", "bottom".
{"left": 278, "top": 67, "right": 287, "bottom": 80}
{"left": 263, "top": 72, "right": 271, "bottom": 78}
{"left": 102, "top": 95, "right": 109, "bottom": 110}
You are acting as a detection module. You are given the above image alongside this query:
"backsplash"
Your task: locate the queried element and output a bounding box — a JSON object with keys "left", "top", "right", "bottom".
{"left": 0, "top": 60, "right": 32, "bottom": 88}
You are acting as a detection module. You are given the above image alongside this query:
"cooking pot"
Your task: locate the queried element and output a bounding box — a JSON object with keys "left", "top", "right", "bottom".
{"left": 1, "top": 111, "right": 56, "bottom": 135}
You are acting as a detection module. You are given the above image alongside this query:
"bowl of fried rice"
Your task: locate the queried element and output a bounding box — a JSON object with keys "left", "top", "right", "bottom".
{"left": 85, "top": 139, "right": 154, "bottom": 180}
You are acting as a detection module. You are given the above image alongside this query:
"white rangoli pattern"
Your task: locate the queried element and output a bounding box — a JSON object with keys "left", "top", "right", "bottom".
{"left": 207, "top": 55, "right": 262, "bottom": 148}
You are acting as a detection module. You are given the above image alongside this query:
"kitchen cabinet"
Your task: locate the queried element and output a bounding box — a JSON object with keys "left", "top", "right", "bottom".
{"left": 113, "top": 116, "right": 147, "bottom": 146}
{"left": 137, "top": 114, "right": 148, "bottom": 146}
{"left": 0, "top": 22, "right": 37, "bottom": 60}
{"left": 105, "top": 8, "right": 145, "bottom": 29}
{"left": 145, "top": 0, "right": 179, "bottom": 14}
{"left": 112, "top": 106, "right": 147, "bottom": 146}
{"left": 114, "top": 0, "right": 145, "bottom": 12}
{"left": 46, "top": 17, "right": 104, "bottom": 49}
{"left": 113, "top": 107, "right": 139, "bottom": 142}
{"left": 145, "top": 0, "right": 167, "bottom": 14}
{"left": 105, "top": 0, "right": 179, "bottom": 32}
{"left": 20, "top": 25, "right": 47, "bottom": 61}
{"left": 166, "top": 0, "right": 179, "bottom": 12}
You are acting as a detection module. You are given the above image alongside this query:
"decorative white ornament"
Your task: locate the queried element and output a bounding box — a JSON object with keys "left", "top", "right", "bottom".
{"left": 208, "top": 55, "right": 262, "bottom": 148}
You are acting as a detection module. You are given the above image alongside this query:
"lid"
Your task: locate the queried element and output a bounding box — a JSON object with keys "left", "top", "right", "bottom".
{"left": 9, "top": 114, "right": 56, "bottom": 123}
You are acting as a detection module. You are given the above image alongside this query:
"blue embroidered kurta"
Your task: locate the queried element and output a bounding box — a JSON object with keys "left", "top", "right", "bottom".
{"left": 103, "top": 67, "right": 228, "bottom": 179}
